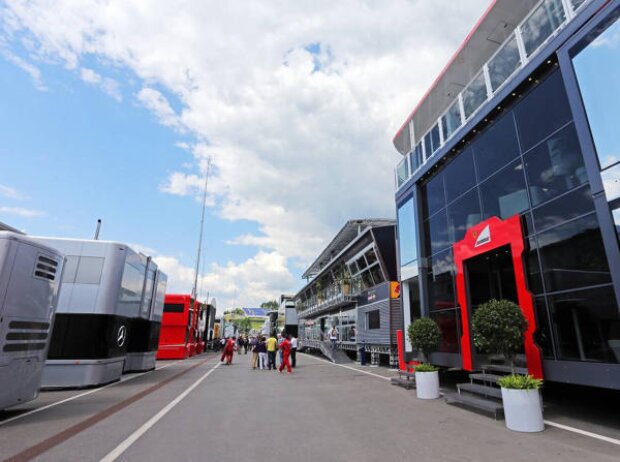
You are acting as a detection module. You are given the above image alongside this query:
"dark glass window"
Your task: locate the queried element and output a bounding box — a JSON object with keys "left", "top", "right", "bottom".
{"left": 367, "top": 310, "right": 381, "bottom": 330}
{"left": 426, "top": 209, "right": 450, "bottom": 256}
{"left": 515, "top": 70, "right": 572, "bottom": 152}
{"left": 441, "top": 101, "right": 462, "bottom": 141}
{"left": 430, "top": 123, "right": 441, "bottom": 154}
{"left": 521, "top": 0, "right": 566, "bottom": 57}
{"left": 424, "top": 132, "right": 433, "bottom": 159}
{"left": 534, "top": 297, "right": 555, "bottom": 359}
{"left": 462, "top": 72, "right": 488, "bottom": 119}
{"left": 397, "top": 198, "right": 418, "bottom": 266}
{"left": 532, "top": 184, "right": 594, "bottom": 232}
{"left": 369, "top": 265, "right": 384, "bottom": 285}
{"left": 480, "top": 160, "right": 529, "bottom": 220}
{"left": 447, "top": 188, "right": 481, "bottom": 243}
{"left": 408, "top": 276, "right": 421, "bottom": 321}
{"left": 430, "top": 309, "right": 460, "bottom": 353}
{"left": 526, "top": 237, "right": 544, "bottom": 294}
{"left": 472, "top": 113, "right": 520, "bottom": 181}
{"left": 164, "top": 303, "right": 184, "bottom": 313}
{"left": 536, "top": 213, "right": 612, "bottom": 292}
{"left": 488, "top": 34, "right": 521, "bottom": 92}
{"left": 444, "top": 148, "right": 476, "bottom": 203}
{"left": 524, "top": 123, "right": 587, "bottom": 206}
{"left": 522, "top": 212, "right": 535, "bottom": 237}
{"left": 422, "top": 173, "right": 445, "bottom": 218}
{"left": 547, "top": 286, "right": 620, "bottom": 363}
{"left": 611, "top": 199, "right": 620, "bottom": 244}
{"left": 427, "top": 249, "right": 456, "bottom": 311}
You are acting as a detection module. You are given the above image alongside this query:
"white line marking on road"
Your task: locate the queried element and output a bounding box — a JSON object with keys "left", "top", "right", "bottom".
{"left": 0, "top": 360, "right": 182, "bottom": 427}
{"left": 544, "top": 420, "right": 620, "bottom": 447}
{"left": 302, "top": 353, "right": 391, "bottom": 381}
{"left": 100, "top": 361, "right": 221, "bottom": 462}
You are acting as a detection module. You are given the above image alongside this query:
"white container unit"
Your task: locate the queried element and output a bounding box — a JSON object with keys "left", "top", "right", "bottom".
{"left": 415, "top": 370, "right": 440, "bottom": 399}
{"left": 32, "top": 238, "right": 151, "bottom": 388}
{"left": 0, "top": 232, "right": 64, "bottom": 410}
{"left": 124, "top": 266, "right": 167, "bottom": 372}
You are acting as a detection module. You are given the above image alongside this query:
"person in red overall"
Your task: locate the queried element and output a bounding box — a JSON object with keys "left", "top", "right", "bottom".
{"left": 278, "top": 334, "right": 292, "bottom": 374}
{"left": 220, "top": 336, "right": 236, "bottom": 365}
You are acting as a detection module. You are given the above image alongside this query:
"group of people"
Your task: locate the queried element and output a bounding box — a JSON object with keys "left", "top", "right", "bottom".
{"left": 219, "top": 332, "right": 298, "bottom": 374}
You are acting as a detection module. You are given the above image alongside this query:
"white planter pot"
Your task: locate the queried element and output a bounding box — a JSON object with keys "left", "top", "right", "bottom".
{"left": 501, "top": 388, "right": 544, "bottom": 432}
{"left": 415, "top": 371, "right": 440, "bottom": 399}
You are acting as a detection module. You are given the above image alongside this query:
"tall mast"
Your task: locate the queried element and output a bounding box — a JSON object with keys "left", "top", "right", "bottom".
{"left": 192, "top": 157, "right": 211, "bottom": 301}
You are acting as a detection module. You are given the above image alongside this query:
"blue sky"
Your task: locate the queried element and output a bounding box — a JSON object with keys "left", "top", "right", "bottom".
{"left": 0, "top": 0, "right": 488, "bottom": 309}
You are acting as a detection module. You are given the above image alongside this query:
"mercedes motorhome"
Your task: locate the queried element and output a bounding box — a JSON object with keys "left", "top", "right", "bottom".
{"left": 0, "top": 232, "right": 64, "bottom": 409}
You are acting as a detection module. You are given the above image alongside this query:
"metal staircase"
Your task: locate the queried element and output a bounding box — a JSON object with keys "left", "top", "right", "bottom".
{"left": 317, "top": 340, "right": 352, "bottom": 364}
{"left": 444, "top": 364, "right": 527, "bottom": 419}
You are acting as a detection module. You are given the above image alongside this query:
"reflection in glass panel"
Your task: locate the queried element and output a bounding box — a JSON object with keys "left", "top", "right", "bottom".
{"left": 536, "top": 213, "right": 612, "bottom": 292}
{"left": 526, "top": 237, "right": 544, "bottom": 294}
{"left": 473, "top": 113, "right": 520, "bottom": 181}
{"left": 369, "top": 265, "right": 384, "bottom": 286}
{"left": 532, "top": 184, "right": 594, "bottom": 232}
{"left": 431, "top": 123, "right": 441, "bottom": 154}
{"left": 573, "top": 15, "right": 620, "bottom": 170}
{"left": 412, "top": 142, "right": 424, "bottom": 171}
{"left": 488, "top": 34, "right": 521, "bottom": 92}
{"left": 427, "top": 249, "right": 456, "bottom": 311}
{"left": 366, "top": 248, "right": 378, "bottom": 266}
{"left": 612, "top": 200, "right": 620, "bottom": 243}
{"left": 570, "top": 0, "right": 587, "bottom": 11}
{"left": 398, "top": 198, "right": 417, "bottom": 266}
{"left": 462, "top": 71, "right": 488, "bottom": 119}
{"left": 480, "top": 160, "right": 529, "bottom": 220}
{"left": 430, "top": 309, "right": 460, "bottom": 353}
{"left": 524, "top": 123, "right": 587, "bottom": 206}
{"left": 426, "top": 209, "right": 450, "bottom": 256}
{"left": 441, "top": 100, "right": 462, "bottom": 141}
{"left": 408, "top": 276, "right": 421, "bottom": 321}
{"left": 396, "top": 158, "right": 409, "bottom": 187}
{"left": 76, "top": 256, "right": 105, "bottom": 285}
{"left": 444, "top": 148, "right": 476, "bottom": 203}
{"left": 422, "top": 173, "right": 445, "bottom": 218}
{"left": 548, "top": 286, "right": 620, "bottom": 363}
{"left": 521, "top": 0, "right": 566, "bottom": 57}
{"left": 534, "top": 297, "right": 555, "bottom": 359}
{"left": 447, "top": 188, "right": 481, "bottom": 243}
{"left": 515, "top": 70, "right": 572, "bottom": 152}
{"left": 424, "top": 132, "right": 433, "bottom": 158}
{"left": 601, "top": 162, "right": 620, "bottom": 202}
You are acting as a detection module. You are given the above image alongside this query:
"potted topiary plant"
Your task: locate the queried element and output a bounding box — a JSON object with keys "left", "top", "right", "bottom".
{"left": 472, "top": 299, "right": 544, "bottom": 432}
{"left": 407, "top": 317, "right": 442, "bottom": 399}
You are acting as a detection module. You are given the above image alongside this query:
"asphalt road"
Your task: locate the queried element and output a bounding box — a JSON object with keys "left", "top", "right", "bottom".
{"left": 0, "top": 353, "right": 618, "bottom": 461}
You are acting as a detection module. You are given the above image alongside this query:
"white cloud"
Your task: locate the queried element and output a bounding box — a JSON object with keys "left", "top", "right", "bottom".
{"left": 0, "top": 184, "right": 23, "bottom": 199}
{"left": 1, "top": 0, "right": 490, "bottom": 306}
{"left": 80, "top": 67, "right": 122, "bottom": 101}
{"left": 0, "top": 48, "right": 46, "bottom": 91}
{"left": 0, "top": 206, "right": 45, "bottom": 217}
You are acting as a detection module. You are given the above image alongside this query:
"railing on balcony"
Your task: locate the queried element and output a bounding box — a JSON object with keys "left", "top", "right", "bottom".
{"left": 395, "top": 0, "right": 590, "bottom": 190}
{"left": 298, "top": 280, "right": 363, "bottom": 318}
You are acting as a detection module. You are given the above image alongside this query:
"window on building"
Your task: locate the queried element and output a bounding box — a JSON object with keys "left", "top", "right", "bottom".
{"left": 441, "top": 100, "right": 462, "bottom": 141}
{"left": 515, "top": 69, "right": 573, "bottom": 152}
{"left": 462, "top": 71, "right": 488, "bottom": 119}
{"left": 424, "top": 132, "right": 433, "bottom": 159}
{"left": 430, "top": 123, "right": 441, "bottom": 154}
{"left": 396, "top": 157, "right": 409, "bottom": 187}
{"left": 526, "top": 236, "right": 544, "bottom": 295}
{"left": 472, "top": 113, "right": 520, "bottom": 181}
{"left": 397, "top": 197, "right": 418, "bottom": 267}
{"left": 488, "top": 34, "right": 521, "bottom": 92}
{"left": 62, "top": 256, "right": 79, "bottom": 283}
{"left": 430, "top": 309, "right": 460, "bottom": 353}
{"left": 611, "top": 199, "right": 620, "bottom": 244}
{"left": 164, "top": 303, "right": 184, "bottom": 313}
{"left": 479, "top": 160, "right": 529, "bottom": 220}
{"left": 532, "top": 184, "right": 594, "bottom": 232}
{"left": 523, "top": 123, "right": 587, "bottom": 207}
{"left": 119, "top": 262, "right": 145, "bottom": 303}
{"left": 572, "top": 9, "right": 620, "bottom": 167}
{"left": 547, "top": 285, "right": 620, "bottom": 363}
{"left": 427, "top": 249, "right": 456, "bottom": 311}
{"left": 534, "top": 297, "right": 555, "bottom": 359}
{"left": 75, "top": 257, "right": 105, "bottom": 285}
{"left": 444, "top": 147, "right": 476, "bottom": 203}
{"left": 367, "top": 310, "right": 380, "bottom": 330}
{"left": 412, "top": 142, "right": 424, "bottom": 171}
{"left": 408, "top": 276, "right": 421, "bottom": 321}
{"left": 570, "top": 0, "right": 587, "bottom": 10}
{"left": 422, "top": 173, "right": 446, "bottom": 218}
{"left": 535, "top": 213, "right": 612, "bottom": 292}
{"left": 521, "top": 0, "right": 566, "bottom": 57}
{"left": 425, "top": 209, "right": 450, "bottom": 256}
{"left": 601, "top": 164, "right": 620, "bottom": 202}
{"left": 447, "top": 188, "right": 481, "bottom": 243}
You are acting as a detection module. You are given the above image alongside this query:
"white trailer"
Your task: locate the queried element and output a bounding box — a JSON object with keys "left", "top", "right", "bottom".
{"left": 32, "top": 237, "right": 151, "bottom": 388}
{"left": 0, "top": 232, "right": 64, "bottom": 410}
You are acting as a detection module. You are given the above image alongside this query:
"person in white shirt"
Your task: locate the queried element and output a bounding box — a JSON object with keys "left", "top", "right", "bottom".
{"left": 290, "top": 335, "right": 298, "bottom": 368}
{"left": 329, "top": 326, "right": 339, "bottom": 350}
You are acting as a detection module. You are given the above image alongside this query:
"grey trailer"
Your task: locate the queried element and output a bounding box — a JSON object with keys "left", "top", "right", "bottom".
{"left": 0, "top": 232, "right": 64, "bottom": 410}
{"left": 124, "top": 267, "right": 167, "bottom": 372}
{"left": 32, "top": 237, "right": 150, "bottom": 388}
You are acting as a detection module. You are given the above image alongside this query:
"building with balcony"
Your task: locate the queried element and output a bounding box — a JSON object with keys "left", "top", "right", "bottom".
{"left": 294, "top": 219, "right": 401, "bottom": 365}
{"left": 393, "top": 0, "right": 620, "bottom": 389}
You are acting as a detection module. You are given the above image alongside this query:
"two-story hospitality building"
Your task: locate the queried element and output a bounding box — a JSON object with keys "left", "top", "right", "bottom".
{"left": 394, "top": 0, "right": 620, "bottom": 389}
{"left": 295, "top": 219, "right": 401, "bottom": 365}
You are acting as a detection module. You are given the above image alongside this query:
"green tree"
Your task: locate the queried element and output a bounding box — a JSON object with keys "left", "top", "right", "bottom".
{"left": 260, "top": 300, "right": 279, "bottom": 310}
{"left": 233, "top": 317, "right": 252, "bottom": 334}
{"left": 407, "top": 317, "right": 442, "bottom": 363}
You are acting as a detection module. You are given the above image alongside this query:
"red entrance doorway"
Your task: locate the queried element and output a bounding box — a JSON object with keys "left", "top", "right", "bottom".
{"left": 453, "top": 215, "right": 543, "bottom": 379}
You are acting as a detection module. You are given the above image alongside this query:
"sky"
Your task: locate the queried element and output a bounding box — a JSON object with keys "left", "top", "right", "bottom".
{"left": 0, "top": 0, "right": 489, "bottom": 312}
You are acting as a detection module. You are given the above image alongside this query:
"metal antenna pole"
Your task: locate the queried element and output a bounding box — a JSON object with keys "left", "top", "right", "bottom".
{"left": 192, "top": 157, "right": 211, "bottom": 301}
{"left": 94, "top": 219, "right": 102, "bottom": 240}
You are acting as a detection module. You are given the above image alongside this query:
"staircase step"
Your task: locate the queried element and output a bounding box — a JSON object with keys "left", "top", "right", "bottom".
{"left": 469, "top": 373, "right": 503, "bottom": 384}
{"left": 390, "top": 377, "right": 416, "bottom": 389}
{"left": 457, "top": 382, "right": 502, "bottom": 399}
{"left": 445, "top": 392, "right": 504, "bottom": 419}
{"left": 481, "top": 364, "right": 527, "bottom": 375}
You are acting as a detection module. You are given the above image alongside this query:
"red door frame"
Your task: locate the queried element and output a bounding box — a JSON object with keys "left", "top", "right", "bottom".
{"left": 452, "top": 215, "right": 543, "bottom": 379}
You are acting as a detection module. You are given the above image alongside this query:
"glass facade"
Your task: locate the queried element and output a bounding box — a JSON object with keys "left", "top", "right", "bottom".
{"left": 412, "top": 67, "right": 619, "bottom": 366}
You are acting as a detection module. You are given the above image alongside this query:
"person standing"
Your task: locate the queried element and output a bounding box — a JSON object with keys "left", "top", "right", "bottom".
{"left": 221, "top": 336, "right": 236, "bottom": 365}
{"left": 277, "top": 333, "right": 284, "bottom": 365}
{"left": 329, "top": 325, "right": 339, "bottom": 350}
{"left": 266, "top": 333, "right": 278, "bottom": 370}
{"left": 250, "top": 336, "right": 259, "bottom": 369}
{"left": 290, "top": 334, "right": 298, "bottom": 368}
{"left": 257, "top": 336, "right": 267, "bottom": 370}
{"left": 278, "top": 334, "right": 292, "bottom": 374}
